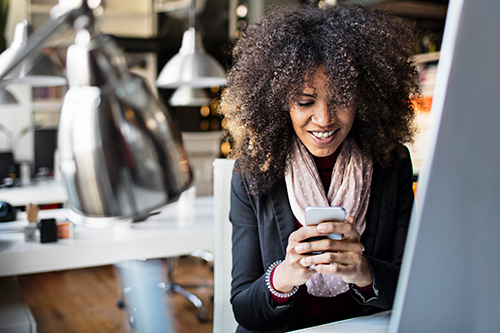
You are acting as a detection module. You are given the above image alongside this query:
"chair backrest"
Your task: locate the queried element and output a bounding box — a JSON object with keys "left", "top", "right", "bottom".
{"left": 212, "top": 158, "right": 238, "bottom": 333}
{"left": 182, "top": 131, "right": 222, "bottom": 196}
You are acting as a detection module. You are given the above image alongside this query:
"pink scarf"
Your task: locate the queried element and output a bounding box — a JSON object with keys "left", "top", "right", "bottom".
{"left": 285, "top": 135, "right": 373, "bottom": 297}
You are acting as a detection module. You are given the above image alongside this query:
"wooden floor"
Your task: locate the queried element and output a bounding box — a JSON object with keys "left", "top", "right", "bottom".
{"left": 17, "top": 256, "right": 214, "bottom": 333}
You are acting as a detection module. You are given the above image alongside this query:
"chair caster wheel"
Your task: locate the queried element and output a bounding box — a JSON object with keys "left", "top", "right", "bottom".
{"left": 197, "top": 307, "right": 210, "bottom": 322}
{"left": 117, "top": 299, "right": 126, "bottom": 309}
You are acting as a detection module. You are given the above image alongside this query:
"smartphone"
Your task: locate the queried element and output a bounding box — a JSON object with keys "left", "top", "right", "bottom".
{"left": 304, "top": 206, "right": 346, "bottom": 241}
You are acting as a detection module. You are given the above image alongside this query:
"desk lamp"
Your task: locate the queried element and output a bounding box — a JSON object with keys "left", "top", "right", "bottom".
{"left": 0, "top": 0, "right": 193, "bottom": 220}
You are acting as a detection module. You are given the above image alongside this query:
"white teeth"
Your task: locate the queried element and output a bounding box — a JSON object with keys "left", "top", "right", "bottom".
{"left": 311, "top": 130, "right": 335, "bottom": 139}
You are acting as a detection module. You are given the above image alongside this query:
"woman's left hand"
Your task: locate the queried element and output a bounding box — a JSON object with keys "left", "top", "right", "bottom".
{"left": 294, "top": 216, "right": 373, "bottom": 287}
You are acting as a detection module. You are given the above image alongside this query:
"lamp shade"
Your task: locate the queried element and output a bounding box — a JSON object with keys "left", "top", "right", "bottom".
{"left": 0, "top": 20, "right": 66, "bottom": 87}
{"left": 58, "top": 31, "right": 192, "bottom": 219}
{"left": 0, "top": 87, "right": 18, "bottom": 104}
{"left": 156, "top": 27, "right": 226, "bottom": 89}
{"left": 169, "top": 85, "right": 211, "bottom": 106}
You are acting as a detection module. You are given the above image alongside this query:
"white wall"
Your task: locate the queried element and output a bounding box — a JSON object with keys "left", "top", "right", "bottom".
{"left": 1, "top": 1, "right": 34, "bottom": 163}
{"left": 0, "top": 85, "right": 34, "bottom": 163}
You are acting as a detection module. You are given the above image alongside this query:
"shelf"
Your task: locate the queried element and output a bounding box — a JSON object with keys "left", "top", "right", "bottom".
{"left": 28, "top": 0, "right": 156, "bottom": 39}
{"left": 29, "top": 3, "right": 53, "bottom": 14}
{"left": 412, "top": 51, "right": 441, "bottom": 64}
{"left": 373, "top": 1, "right": 448, "bottom": 20}
{"left": 30, "top": 3, "right": 153, "bottom": 15}
{"left": 32, "top": 100, "right": 63, "bottom": 109}
{"left": 103, "top": 8, "right": 153, "bottom": 17}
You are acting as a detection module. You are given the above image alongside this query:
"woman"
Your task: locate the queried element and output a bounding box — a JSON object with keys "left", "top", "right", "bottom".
{"left": 219, "top": 3, "right": 418, "bottom": 332}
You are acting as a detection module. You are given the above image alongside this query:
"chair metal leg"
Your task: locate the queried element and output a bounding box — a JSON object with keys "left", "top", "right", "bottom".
{"left": 157, "top": 282, "right": 210, "bottom": 322}
{"left": 117, "top": 286, "right": 132, "bottom": 309}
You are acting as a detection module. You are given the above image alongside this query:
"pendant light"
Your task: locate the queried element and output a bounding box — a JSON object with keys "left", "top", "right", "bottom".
{"left": 156, "top": 0, "right": 226, "bottom": 89}
{"left": 0, "top": 87, "right": 18, "bottom": 104}
{"left": 169, "top": 85, "right": 211, "bottom": 106}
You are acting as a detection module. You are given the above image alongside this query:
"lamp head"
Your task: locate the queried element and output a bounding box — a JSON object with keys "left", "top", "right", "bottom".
{"left": 59, "top": 31, "right": 192, "bottom": 218}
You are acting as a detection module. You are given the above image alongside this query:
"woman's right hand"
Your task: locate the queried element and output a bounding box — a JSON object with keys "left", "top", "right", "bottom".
{"left": 271, "top": 225, "right": 324, "bottom": 293}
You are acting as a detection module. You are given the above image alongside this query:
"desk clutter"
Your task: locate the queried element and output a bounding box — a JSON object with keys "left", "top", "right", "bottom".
{"left": 22, "top": 203, "right": 74, "bottom": 243}
{"left": 0, "top": 200, "right": 17, "bottom": 222}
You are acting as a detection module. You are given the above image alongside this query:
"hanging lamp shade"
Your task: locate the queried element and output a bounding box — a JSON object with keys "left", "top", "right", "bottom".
{"left": 156, "top": 27, "right": 226, "bottom": 89}
{"left": 0, "top": 87, "right": 18, "bottom": 104}
{"left": 169, "top": 85, "right": 211, "bottom": 106}
{"left": 0, "top": 20, "right": 66, "bottom": 87}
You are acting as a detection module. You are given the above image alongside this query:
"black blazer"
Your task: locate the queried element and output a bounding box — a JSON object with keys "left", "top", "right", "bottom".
{"left": 229, "top": 148, "right": 414, "bottom": 333}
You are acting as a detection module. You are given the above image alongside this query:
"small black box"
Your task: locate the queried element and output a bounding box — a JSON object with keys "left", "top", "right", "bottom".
{"left": 39, "top": 218, "right": 58, "bottom": 243}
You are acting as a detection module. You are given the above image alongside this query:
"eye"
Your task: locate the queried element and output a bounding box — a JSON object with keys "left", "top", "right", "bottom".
{"left": 298, "top": 101, "right": 314, "bottom": 107}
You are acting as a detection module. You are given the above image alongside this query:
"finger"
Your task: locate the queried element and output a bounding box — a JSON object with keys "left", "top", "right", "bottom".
{"left": 295, "top": 234, "right": 364, "bottom": 255}
{"left": 299, "top": 250, "right": 361, "bottom": 267}
{"left": 325, "top": 251, "right": 362, "bottom": 266}
{"left": 295, "top": 238, "right": 335, "bottom": 255}
{"left": 290, "top": 225, "right": 330, "bottom": 244}
{"left": 300, "top": 259, "right": 346, "bottom": 276}
{"left": 274, "top": 259, "right": 316, "bottom": 288}
{"left": 315, "top": 222, "right": 357, "bottom": 242}
{"left": 313, "top": 262, "right": 354, "bottom": 276}
{"left": 336, "top": 216, "right": 360, "bottom": 240}
{"left": 316, "top": 221, "right": 353, "bottom": 236}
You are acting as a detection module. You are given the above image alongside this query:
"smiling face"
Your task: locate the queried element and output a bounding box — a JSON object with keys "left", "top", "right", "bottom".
{"left": 289, "top": 69, "right": 356, "bottom": 157}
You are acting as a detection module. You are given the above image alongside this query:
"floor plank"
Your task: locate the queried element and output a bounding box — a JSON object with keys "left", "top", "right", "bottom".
{"left": 17, "top": 256, "right": 214, "bottom": 333}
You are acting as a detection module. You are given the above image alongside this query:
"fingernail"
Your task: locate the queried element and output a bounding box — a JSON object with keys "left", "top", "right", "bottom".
{"left": 317, "top": 224, "right": 326, "bottom": 232}
{"left": 300, "top": 258, "right": 307, "bottom": 266}
{"left": 295, "top": 245, "right": 304, "bottom": 252}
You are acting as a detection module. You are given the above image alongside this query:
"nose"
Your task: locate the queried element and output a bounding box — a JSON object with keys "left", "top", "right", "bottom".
{"left": 310, "top": 101, "right": 333, "bottom": 126}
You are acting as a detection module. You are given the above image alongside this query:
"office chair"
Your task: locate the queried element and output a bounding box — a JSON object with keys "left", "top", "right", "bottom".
{"left": 117, "top": 253, "right": 214, "bottom": 324}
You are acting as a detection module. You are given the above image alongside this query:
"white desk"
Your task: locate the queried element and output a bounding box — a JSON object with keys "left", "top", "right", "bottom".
{"left": 0, "top": 180, "right": 68, "bottom": 207}
{"left": 0, "top": 196, "right": 214, "bottom": 277}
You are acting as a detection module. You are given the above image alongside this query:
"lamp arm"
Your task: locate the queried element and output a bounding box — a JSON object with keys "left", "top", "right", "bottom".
{"left": 189, "top": 0, "right": 195, "bottom": 29}
{"left": 0, "top": 123, "right": 13, "bottom": 150}
{"left": 0, "top": 4, "right": 87, "bottom": 84}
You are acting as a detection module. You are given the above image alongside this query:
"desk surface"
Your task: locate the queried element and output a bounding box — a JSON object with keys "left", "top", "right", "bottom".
{"left": 0, "top": 180, "right": 68, "bottom": 206}
{"left": 0, "top": 196, "right": 214, "bottom": 277}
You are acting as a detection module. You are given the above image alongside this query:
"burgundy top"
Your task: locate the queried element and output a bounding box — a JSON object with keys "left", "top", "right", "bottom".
{"left": 270, "top": 151, "right": 374, "bottom": 330}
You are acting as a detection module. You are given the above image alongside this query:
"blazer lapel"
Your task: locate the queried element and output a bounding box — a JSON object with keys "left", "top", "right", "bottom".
{"left": 270, "top": 179, "right": 297, "bottom": 257}
{"left": 362, "top": 165, "right": 383, "bottom": 256}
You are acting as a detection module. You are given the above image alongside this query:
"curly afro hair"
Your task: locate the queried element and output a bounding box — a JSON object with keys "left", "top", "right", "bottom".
{"left": 219, "top": 3, "right": 419, "bottom": 196}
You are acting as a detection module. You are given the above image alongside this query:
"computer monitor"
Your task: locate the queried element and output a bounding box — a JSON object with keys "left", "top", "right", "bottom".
{"left": 0, "top": 152, "right": 15, "bottom": 181}
{"left": 389, "top": 0, "right": 500, "bottom": 331}
{"left": 33, "top": 128, "right": 58, "bottom": 178}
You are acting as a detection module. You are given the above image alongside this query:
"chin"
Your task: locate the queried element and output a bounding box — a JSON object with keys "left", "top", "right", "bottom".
{"left": 310, "top": 148, "right": 336, "bottom": 157}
